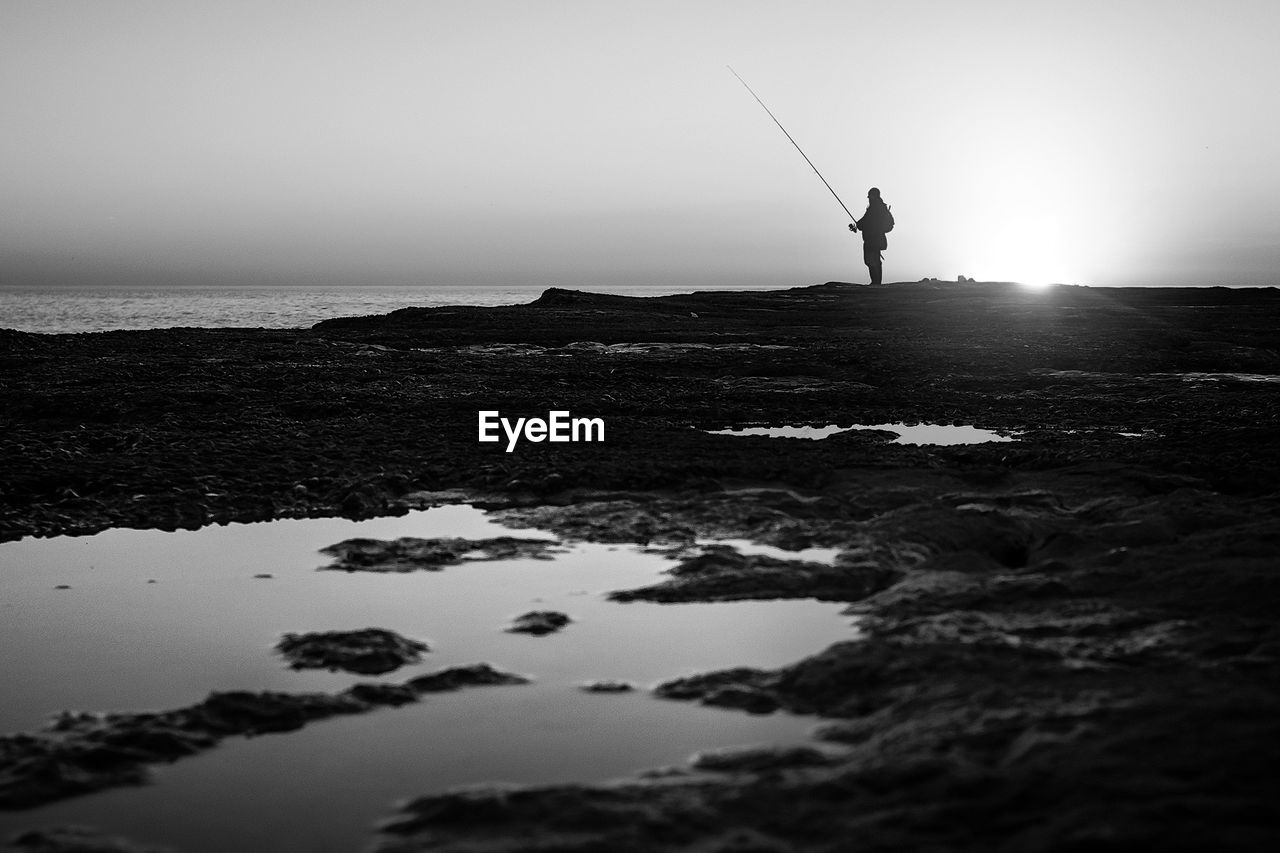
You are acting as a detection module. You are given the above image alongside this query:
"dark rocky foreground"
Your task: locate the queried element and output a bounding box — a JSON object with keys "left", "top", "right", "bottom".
{"left": 2, "top": 280, "right": 1279, "bottom": 850}
{"left": 0, "top": 664, "right": 529, "bottom": 811}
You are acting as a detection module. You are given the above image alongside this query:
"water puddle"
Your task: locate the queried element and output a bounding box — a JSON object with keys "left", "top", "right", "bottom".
{"left": 0, "top": 506, "right": 854, "bottom": 853}
{"left": 1020, "top": 427, "right": 1159, "bottom": 439}
{"left": 423, "top": 342, "right": 795, "bottom": 357}
{"left": 698, "top": 539, "right": 846, "bottom": 564}
{"left": 1168, "top": 372, "right": 1280, "bottom": 384}
{"left": 705, "top": 422, "right": 1017, "bottom": 445}
{"left": 1034, "top": 368, "right": 1280, "bottom": 385}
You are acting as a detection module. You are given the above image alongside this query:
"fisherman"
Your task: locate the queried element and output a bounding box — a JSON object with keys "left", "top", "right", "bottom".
{"left": 849, "top": 188, "right": 894, "bottom": 285}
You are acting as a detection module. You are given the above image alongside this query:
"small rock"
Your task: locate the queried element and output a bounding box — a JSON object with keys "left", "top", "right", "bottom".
{"left": 505, "top": 611, "right": 571, "bottom": 636}
{"left": 407, "top": 663, "right": 531, "bottom": 693}
{"left": 579, "top": 680, "right": 635, "bottom": 693}
{"left": 275, "top": 628, "right": 429, "bottom": 675}
{"left": 1102, "top": 546, "right": 1130, "bottom": 565}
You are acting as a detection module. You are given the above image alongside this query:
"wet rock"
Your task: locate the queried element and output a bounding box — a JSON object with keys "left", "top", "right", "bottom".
{"left": 494, "top": 499, "right": 698, "bottom": 546}
{"left": 0, "top": 664, "right": 528, "bottom": 809}
{"left": 183, "top": 690, "right": 372, "bottom": 736}
{"left": 578, "top": 680, "right": 635, "bottom": 693}
{"left": 339, "top": 481, "right": 393, "bottom": 519}
{"left": 275, "top": 628, "right": 430, "bottom": 675}
{"left": 701, "top": 686, "right": 780, "bottom": 715}
{"left": 406, "top": 663, "right": 530, "bottom": 693}
{"left": 1094, "top": 516, "right": 1178, "bottom": 547}
{"left": 655, "top": 641, "right": 1080, "bottom": 719}
{"left": 504, "top": 611, "right": 571, "bottom": 636}
{"left": 1, "top": 826, "right": 171, "bottom": 853}
{"left": 493, "top": 491, "right": 866, "bottom": 551}
{"left": 690, "top": 744, "right": 838, "bottom": 773}
{"left": 371, "top": 782, "right": 745, "bottom": 852}
{"left": 868, "top": 503, "right": 1039, "bottom": 569}
{"left": 1102, "top": 546, "right": 1130, "bottom": 565}
{"left": 369, "top": 650, "right": 1280, "bottom": 851}
{"left": 654, "top": 667, "right": 778, "bottom": 716}
{"left": 610, "top": 544, "right": 899, "bottom": 603}
{"left": 843, "top": 571, "right": 992, "bottom": 618}
{"left": 319, "top": 536, "right": 563, "bottom": 573}
{"left": 347, "top": 683, "right": 419, "bottom": 706}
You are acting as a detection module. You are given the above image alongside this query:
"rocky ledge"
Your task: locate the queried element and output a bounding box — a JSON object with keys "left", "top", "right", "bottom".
{"left": 2, "top": 281, "right": 1278, "bottom": 849}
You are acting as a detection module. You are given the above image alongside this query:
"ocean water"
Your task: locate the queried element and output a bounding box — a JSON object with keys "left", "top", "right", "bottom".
{"left": 0, "top": 283, "right": 779, "bottom": 335}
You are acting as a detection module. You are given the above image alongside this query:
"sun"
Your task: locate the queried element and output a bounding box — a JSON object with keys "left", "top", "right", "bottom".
{"left": 936, "top": 122, "right": 1100, "bottom": 288}
{"left": 959, "top": 212, "right": 1077, "bottom": 287}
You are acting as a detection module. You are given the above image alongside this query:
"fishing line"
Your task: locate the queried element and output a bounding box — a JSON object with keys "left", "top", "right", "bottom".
{"left": 727, "top": 65, "right": 856, "bottom": 224}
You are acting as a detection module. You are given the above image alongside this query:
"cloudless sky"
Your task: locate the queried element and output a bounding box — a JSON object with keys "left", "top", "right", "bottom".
{"left": 3, "top": 0, "right": 1278, "bottom": 289}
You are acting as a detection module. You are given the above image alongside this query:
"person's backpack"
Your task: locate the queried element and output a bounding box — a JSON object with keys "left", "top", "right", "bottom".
{"left": 884, "top": 206, "right": 895, "bottom": 233}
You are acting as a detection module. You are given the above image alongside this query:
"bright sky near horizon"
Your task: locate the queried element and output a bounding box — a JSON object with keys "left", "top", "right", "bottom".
{"left": 3, "top": 0, "right": 1278, "bottom": 290}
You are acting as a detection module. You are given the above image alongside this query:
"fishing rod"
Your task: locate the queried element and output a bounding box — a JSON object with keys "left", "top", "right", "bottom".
{"left": 727, "top": 65, "right": 857, "bottom": 226}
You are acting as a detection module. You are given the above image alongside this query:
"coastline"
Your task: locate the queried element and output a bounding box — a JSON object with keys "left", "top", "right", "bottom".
{"left": 2, "top": 280, "right": 1279, "bottom": 850}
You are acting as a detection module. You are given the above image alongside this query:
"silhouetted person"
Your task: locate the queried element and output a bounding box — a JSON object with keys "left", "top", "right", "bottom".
{"left": 849, "top": 187, "right": 894, "bottom": 285}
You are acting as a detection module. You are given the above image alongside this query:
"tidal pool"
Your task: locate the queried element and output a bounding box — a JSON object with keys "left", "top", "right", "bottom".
{"left": 1172, "top": 372, "right": 1280, "bottom": 384}
{"left": 706, "top": 422, "right": 1018, "bottom": 444}
{"left": 0, "top": 506, "right": 854, "bottom": 853}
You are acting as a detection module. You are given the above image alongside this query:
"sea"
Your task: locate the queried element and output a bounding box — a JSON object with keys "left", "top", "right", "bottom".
{"left": 0, "top": 283, "right": 782, "bottom": 335}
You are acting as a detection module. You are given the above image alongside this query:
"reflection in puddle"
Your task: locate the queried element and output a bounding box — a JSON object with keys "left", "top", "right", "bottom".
{"left": 1171, "top": 372, "right": 1280, "bottom": 384}
{"left": 706, "top": 423, "right": 1017, "bottom": 445}
{"left": 1036, "top": 369, "right": 1280, "bottom": 385}
{"left": 698, "top": 539, "right": 845, "bottom": 565}
{"left": 0, "top": 506, "right": 854, "bottom": 853}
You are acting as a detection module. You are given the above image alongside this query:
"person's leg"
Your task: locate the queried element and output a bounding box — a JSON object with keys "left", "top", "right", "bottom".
{"left": 863, "top": 243, "right": 882, "bottom": 285}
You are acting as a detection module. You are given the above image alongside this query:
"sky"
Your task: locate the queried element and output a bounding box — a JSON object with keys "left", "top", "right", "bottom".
{"left": 2, "top": 0, "right": 1279, "bottom": 290}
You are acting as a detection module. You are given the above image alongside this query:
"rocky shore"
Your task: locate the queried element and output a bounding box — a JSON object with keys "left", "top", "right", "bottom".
{"left": 2, "top": 280, "right": 1279, "bottom": 850}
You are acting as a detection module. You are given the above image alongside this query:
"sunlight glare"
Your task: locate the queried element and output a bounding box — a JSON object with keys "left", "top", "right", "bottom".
{"left": 959, "top": 208, "right": 1077, "bottom": 287}
{"left": 940, "top": 123, "right": 1097, "bottom": 288}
